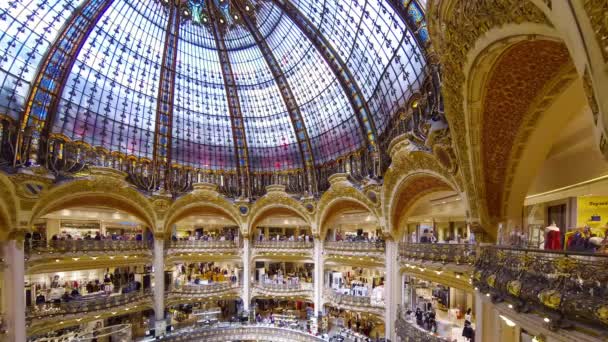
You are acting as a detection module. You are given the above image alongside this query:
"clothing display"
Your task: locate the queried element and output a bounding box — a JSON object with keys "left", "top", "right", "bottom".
{"left": 544, "top": 225, "right": 562, "bottom": 250}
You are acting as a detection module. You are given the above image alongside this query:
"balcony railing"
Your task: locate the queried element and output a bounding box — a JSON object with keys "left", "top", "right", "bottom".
{"left": 253, "top": 240, "right": 313, "bottom": 249}
{"left": 168, "top": 282, "right": 240, "bottom": 296}
{"left": 27, "top": 290, "right": 152, "bottom": 321}
{"left": 395, "top": 306, "right": 450, "bottom": 342}
{"left": 158, "top": 324, "right": 325, "bottom": 341}
{"left": 474, "top": 246, "right": 608, "bottom": 331}
{"left": 26, "top": 240, "right": 152, "bottom": 256}
{"left": 323, "top": 289, "right": 383, "bottom": 309}
{"left": 324, "top": 241, "right": 385, "bottom": 252}
{"left": 256, "top": 282, "right": 312, "bottom": 291}
{"left": 167, "top": 240, "right": 239, "bottom": 250}
{"left": 399, "top": 242, "right": 475, "bottom": 265}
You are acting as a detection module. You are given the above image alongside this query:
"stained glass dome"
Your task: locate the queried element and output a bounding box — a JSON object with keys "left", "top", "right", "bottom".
{"left": 0, "top": 0, "right": 427, "bottom": 174}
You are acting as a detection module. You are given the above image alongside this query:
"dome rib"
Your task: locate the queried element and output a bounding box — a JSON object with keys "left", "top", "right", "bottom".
{"left": 232, "top": 1, "right": 317, "bottom": 194}
{"left": 271, "top": 0, "right": 380, "bottom": 173}
{"left": 20, "top": 0, "right": 114, "bottom": 162}
{"left": 154, "top": 3, "right": 181, "bottom": 165}
{"left": 206, "top": 0, "right": 252, "bottom": 198}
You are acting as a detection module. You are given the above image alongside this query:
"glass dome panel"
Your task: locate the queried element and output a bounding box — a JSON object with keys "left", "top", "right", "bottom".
{"left": 54, "top": 0, "right": 167, "bottom": 158}
{"left": 0, "top": 0, "right": 86, "bottom": 120}
{"left": 172, "top": 20, "right": 235, "bottom": 170}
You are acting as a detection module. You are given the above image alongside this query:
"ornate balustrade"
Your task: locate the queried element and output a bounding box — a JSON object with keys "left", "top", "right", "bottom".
{"left": 26, "top": 290, "right": 152, "bottom": 322}
{"left": 323, "top": 289, "right": 384, "bottom": 316}
{"left": 399, "top": 243, "right": 475, "bottom": 265}
{"left": 395, "top": 310, "right": 450, "bottom": 342}
{"left": 166, "top": 283, "right": 241, "bottom": 304}
{"left": 166, "top": 240, "right": 240, "bottom": 256}
{"left": 253, "top": 240, "right": 313, "bottom": 249}
{"left": 252, "top": 282, "right": 313, "bottom": 299}
{"left": 26, "top": 240, "right": 152, "bottom": 258}
{"left": 473, "top": 246, "right": 608, "bottom": 331}
{"left": 323, "top": 241, "right": 385, "bottom": 254}
{"left": 158, "top": 324, "right": 325, "bottom": 342}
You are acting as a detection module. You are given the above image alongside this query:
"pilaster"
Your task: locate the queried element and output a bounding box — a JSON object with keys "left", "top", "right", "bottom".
{"left": 3, "top": 230, "right": 26, "bottom": 342}
{"left": 313, "top": 239, "right": 324, "bottom": 317}
{"left": 385, "top": 239, "right": 399, "bottom": 341}
{"left": 153, "top": 237, "right": 165, "bottom": 335}
{"left": 242, "top": 238, "right": 251, "bottom": 312}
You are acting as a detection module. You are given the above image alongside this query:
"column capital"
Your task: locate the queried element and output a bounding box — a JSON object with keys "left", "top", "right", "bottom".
{"left": 153, "top": 231, "right": 166, "bottom": 240}
{"left": 8, "top": 229, "right": 28, "bottom": 243}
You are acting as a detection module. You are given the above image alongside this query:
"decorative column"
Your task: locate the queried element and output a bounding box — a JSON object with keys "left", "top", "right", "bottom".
{"left": 313, "top": 238, "right": 324, "bottom": 317}
{"left": 153, "top": 236, "right": 165, "bottom": 335}
{"left": 242, "top": 237, "right": 251, "bottom": 312}
{"left": 385, "top": 238, "right": 399, "bottom": 341}
{"left": 3, "top": 231, "right": 26, "bottom": 342}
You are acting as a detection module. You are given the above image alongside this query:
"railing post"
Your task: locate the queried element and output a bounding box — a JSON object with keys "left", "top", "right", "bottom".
{"left": 153, "top": 235, "right": 166, "bottom": 336}
{"left": 3, "top": 230, "right": 26, "bottom": 342}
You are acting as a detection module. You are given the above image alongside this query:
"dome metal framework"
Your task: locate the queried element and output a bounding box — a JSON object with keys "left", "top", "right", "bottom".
{"left": 0, "top": 0, "right": 432, "bottom": 197}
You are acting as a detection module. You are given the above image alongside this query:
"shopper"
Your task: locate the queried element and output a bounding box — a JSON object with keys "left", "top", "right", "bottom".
{"left": 462, "top": 320, "right": 475, "bottom": 341}
{"left": 464, "top": 308, "right": 472, "bottom": 323}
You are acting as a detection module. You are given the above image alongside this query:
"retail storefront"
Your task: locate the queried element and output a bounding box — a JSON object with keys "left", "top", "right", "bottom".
{"left": 402, "top": 275, "right": 474, "bottom": 342}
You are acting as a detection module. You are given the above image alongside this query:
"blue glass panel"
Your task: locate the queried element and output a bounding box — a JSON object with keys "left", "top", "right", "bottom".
{"left": 0, "top": 0, "right": 85, "bottom": 120}
{"left": 54, "top": 0, "right": 167, "bottom": 158}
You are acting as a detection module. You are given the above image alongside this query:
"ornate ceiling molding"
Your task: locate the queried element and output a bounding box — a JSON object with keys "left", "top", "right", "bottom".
{"left": 476, "top": 39, "right": 573, "bottom": 221}
{"left": 426, "top": 0, "right": 551, "bottom": 234}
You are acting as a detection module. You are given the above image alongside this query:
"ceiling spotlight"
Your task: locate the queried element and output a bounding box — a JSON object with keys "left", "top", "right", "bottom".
{"left": 219, "top": 18, "right": 224, "bottom": 23}
{"left": 245, "top": 5, "right": 250, "bottom": 10}
{"left": 234, "top": 15, "right": 239, "bottom": 20}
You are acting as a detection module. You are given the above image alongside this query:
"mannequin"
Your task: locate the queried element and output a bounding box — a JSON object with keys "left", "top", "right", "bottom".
{"left": 544, "top": 222, "right": 562, "bottom": 250}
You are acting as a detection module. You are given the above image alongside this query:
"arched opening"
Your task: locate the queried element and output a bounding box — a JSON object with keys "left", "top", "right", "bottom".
{"left": 163, "top": 203, "right": 243, "bottom": 328}
{"left": 467, "top": 37, "right": 580, "bottom": 235}
{"left": 25, "top": 205, "right": 156, "bottom": 336}
{"left": 391, "top": 173, "right": 459, "bottom": 242}
{"left": 250, "top": 206, "right": 314, "bottom": 311}
{"left": 320, "top": 199, "right": 378, "bottom": 242}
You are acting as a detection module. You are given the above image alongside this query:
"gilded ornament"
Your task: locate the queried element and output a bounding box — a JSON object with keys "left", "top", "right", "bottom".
{"left": 507, "top": 280, "right": 522, "bottom": 297}
{"left": 486, "top": 274, "right": 496, "bottom": 288}
{"left": 538, "top": 289, "right": 562, "bottom": 309}
{"left": 553, "top": 256, "right": 577, "bottom": 274}
{"left": 594, "top": 305, "right": 608, "bottom": 325}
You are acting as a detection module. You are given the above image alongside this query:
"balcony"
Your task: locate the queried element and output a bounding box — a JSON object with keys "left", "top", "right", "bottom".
{"left": 323, "top": 289, "right": 384, "bottom": 316}
{"left": 27, "top": 290, "right": 152, "bottom": 331}
{"left": 25, "top": 240, "right": 153, "bottom": 273}
{"left": 166, "top": 240, "right": 240, "bottom": 261}
{"left": 166, "top": 283, "right": 241, "bottom": 305}
{"left": 399, "top": 242, "right": 475, "bottom": 274}
{"left": 158, "top": 325, "right": 325, "bottom": 341}
{"left": 323, "top": 241, "right": 385, "bottom": 263}
{"left": 252, "top": 240, "right": 313, "bottom": 258}
{"left": 252, "top": 282, "right": 313, "bottom": 300}
{"left": 474, "top": 246, "right": 608, "bottom": 332}
{"left": 26, "top": 240, "right": 152, "bottom": 258}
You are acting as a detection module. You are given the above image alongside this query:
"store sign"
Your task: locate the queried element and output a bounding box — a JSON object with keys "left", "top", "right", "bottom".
{"left": 577, "top": 196, "right": 608, "bottom": 231}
